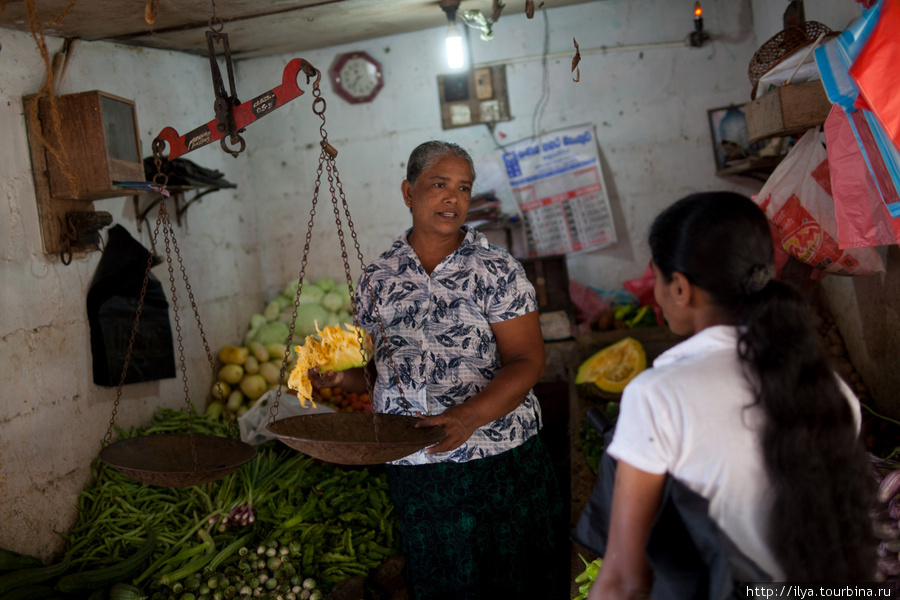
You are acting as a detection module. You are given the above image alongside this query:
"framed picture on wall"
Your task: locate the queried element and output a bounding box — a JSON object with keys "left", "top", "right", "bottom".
{"left": 707, "top": 105, "right": 756, "bottom": 170}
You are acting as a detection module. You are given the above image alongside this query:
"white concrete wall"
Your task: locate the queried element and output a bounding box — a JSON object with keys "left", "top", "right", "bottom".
{"left": 0, "top": 30, "right": 264, "bottom": 558}
{"left": 750, "top": 0, "right": 861, "bottom": 42}
{"left": 236, "top": 0, "right": 764, "bottom": 299}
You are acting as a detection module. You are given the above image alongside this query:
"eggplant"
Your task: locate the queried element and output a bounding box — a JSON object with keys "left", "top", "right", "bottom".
{"left": 878, "top": 555, "right": 900, "bottom": 577}
{"left": 877, "top": 469, "right": 900, "bottom": 504}
{"left": 873, "top": 519, "right": 900, "bottom": 541}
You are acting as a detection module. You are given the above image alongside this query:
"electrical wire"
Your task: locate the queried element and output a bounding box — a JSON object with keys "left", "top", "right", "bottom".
{"left": 530, "top": 8, "right": 551, "bottom": 142}
{"left": 485, "top": 122, "right": 508, "bottom": 152}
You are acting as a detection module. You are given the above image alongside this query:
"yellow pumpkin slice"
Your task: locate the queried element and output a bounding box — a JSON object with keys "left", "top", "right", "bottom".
{"left": 575, "top": 337, "right": 647, "bottom": 394}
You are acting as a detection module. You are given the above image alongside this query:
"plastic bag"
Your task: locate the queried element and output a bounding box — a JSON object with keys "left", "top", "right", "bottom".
{"left": 824, "top": 104, "right": 900, "bottom": 248}
{"left": 622, "top": 265, "right": 664, "bottom": 326}
{"left": 568, "top": 280, "right": 611, "bottom": 334}
{"left": 755, "top": 128, "right": 885, "bottom": 275}
{"left": 815, "top": 6, "right": 900, "bottom": 218}
{"left": 849, "top": 0, "right": 900, "bottom": 154}
{"left": 238, "top": 390, "right": 334, "bottom": 446}
{"left": 754, "top": 40, "right": 822, "bottom": 100}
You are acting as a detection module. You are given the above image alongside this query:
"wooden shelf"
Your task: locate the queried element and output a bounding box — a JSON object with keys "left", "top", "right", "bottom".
{"left": 715, "top": 155, "right": 786, "bottom": 181}
{"left": 132, "top": 185, "right": 227, "bottom": 233}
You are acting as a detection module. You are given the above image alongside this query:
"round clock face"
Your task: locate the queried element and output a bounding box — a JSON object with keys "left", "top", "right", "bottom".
{"left": 330, "top": 52, "right": 384, "bottom": 104}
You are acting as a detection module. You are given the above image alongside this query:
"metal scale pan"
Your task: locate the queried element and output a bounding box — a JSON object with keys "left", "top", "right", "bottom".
{"left": 100, "top": 433, "right": 257, "bottom": 487}
{"left": 96, "top": 21, "right": 319, "bottom": 487}
{"left": 268, "top": 413, "right": 445, "bottom": 465}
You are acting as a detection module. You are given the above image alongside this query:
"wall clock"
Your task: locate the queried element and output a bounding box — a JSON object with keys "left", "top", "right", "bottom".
{"left": 329, "top": 51, "right": 384, "bottom": 104}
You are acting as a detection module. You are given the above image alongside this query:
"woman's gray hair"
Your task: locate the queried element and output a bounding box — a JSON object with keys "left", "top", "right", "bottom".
{"left": 406, "top": 141, "right": 475, "bottom": 186}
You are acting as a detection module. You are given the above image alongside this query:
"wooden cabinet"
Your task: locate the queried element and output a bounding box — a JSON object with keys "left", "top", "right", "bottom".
{"left": 27, "top": 90, "right": 144, "bottom": 201}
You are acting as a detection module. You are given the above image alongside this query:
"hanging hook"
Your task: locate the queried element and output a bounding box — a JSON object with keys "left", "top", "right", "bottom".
{"left": 220, "top": 134, "right": 246, "bottom": 158}
{"left": 208, "top": 0, "right": 223, "bottom": 32}
{"left": 151, "top": 138, "right": 170, "bottom": 188}
{"left": 299, "top": 60, "right": 320, "bottom": 88}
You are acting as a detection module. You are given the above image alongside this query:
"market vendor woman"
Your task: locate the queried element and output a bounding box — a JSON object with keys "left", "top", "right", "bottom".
{"left": 312, "top": 140, "right": 564, "bottom": 599}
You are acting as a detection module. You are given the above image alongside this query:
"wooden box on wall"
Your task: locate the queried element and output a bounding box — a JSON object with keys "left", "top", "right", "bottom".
{"left": 744, "top": 80, "right": 832, "bottom": 142}
{"left": 29, "top": 90, "right": 144, "bottom": 201}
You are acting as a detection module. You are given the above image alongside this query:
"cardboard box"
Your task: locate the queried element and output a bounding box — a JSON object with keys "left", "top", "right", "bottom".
{"left": 745, "top": 80, "right": 832, "bottom": 142}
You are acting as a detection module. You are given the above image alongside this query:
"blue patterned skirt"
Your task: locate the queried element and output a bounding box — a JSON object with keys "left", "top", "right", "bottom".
{"left": 385, "top": 433, "right": 565, "bottom": 600}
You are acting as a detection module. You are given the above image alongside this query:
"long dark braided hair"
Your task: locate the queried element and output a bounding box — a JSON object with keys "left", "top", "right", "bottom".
{"left": 649, "top": 192, "right": 876, "bottom": 581}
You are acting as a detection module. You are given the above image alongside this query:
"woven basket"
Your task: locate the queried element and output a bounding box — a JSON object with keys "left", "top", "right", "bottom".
{"left": 748, "top": 21, "right": 833, "bottom": 88}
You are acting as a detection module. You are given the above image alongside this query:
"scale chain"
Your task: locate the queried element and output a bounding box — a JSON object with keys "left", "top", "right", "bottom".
{"left": 270, "top": 92, "right": 324, "bottom": 425}
{"left": 157, "top": 200, "right": 202, "bottom": 471}
{"left": 103, "top": 213, "right": 161, "bottom": 446}
{"left": 269, "top": 75, "right": 413, "bottom": 426}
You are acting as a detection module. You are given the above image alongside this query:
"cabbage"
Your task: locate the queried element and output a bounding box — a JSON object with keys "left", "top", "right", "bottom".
{"left": 321, "top": 291, "right": 344, "bottom": 312}
{"left": 297, "top": 285, "right": 325, "bottom": 304}
{"left": 315, "top": 277, "right": 335, "bottom": 292}
{"left": 294, "top": 303, "right": 331, "bottom": 338}
{"left": 333, "top": 286, "right": 354, "bottom": 312}
{"left": 282, "top": 279, "right": 300, "bottom": 298}
{"left": 252, "top": 321, "right": 290, "bottom": 345}
{"left": 272, "top": 294, "right": 293, "bottom": 310}
{"left": 249, "top": 313, "right": 267, "bottom": 330}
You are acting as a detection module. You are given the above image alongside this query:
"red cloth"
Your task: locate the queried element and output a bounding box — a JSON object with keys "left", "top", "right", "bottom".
{"left": 849, "top": 0, "right": 900, "bottom": 153}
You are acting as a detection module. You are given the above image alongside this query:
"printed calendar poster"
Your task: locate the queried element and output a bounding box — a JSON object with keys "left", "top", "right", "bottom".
{"left": 502, "top": 125, "right": 616, "bottom": 257}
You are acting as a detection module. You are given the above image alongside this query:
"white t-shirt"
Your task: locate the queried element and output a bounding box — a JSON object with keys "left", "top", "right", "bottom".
{"left": 606, "top": 325, "right": 861, "bottom": 581}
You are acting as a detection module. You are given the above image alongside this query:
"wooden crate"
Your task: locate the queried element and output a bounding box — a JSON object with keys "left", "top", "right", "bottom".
{"left": 745, "top": 80, "right": 832, "bottom": 142}
{"left": 29, "top": 90, "right": 144, "bottom": 201}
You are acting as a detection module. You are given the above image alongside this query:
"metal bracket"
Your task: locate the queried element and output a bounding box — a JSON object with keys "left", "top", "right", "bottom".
{"left": 206, "top": 30, "right": 245, "bottom": 157}
{"left": 60, "top": 210, "right": 113, "bottom": 265}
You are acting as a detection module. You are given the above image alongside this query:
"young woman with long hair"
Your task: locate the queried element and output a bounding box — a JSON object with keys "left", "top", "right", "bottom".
{"left": 587, "top": 192, "right": 876, "bottom": 599}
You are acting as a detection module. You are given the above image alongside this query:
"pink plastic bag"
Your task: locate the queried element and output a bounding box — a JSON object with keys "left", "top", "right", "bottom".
{"left": 568, "top": 281, "right": 610, "bottom": 334}
{"left": 622, "top": 265, "right": 664, "bottom": 326}
{"left": 755, "top": 128, "right": 884, "bottom": 275}
{"left": 824, "top": 104, "right": 900, "bottom": 247}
